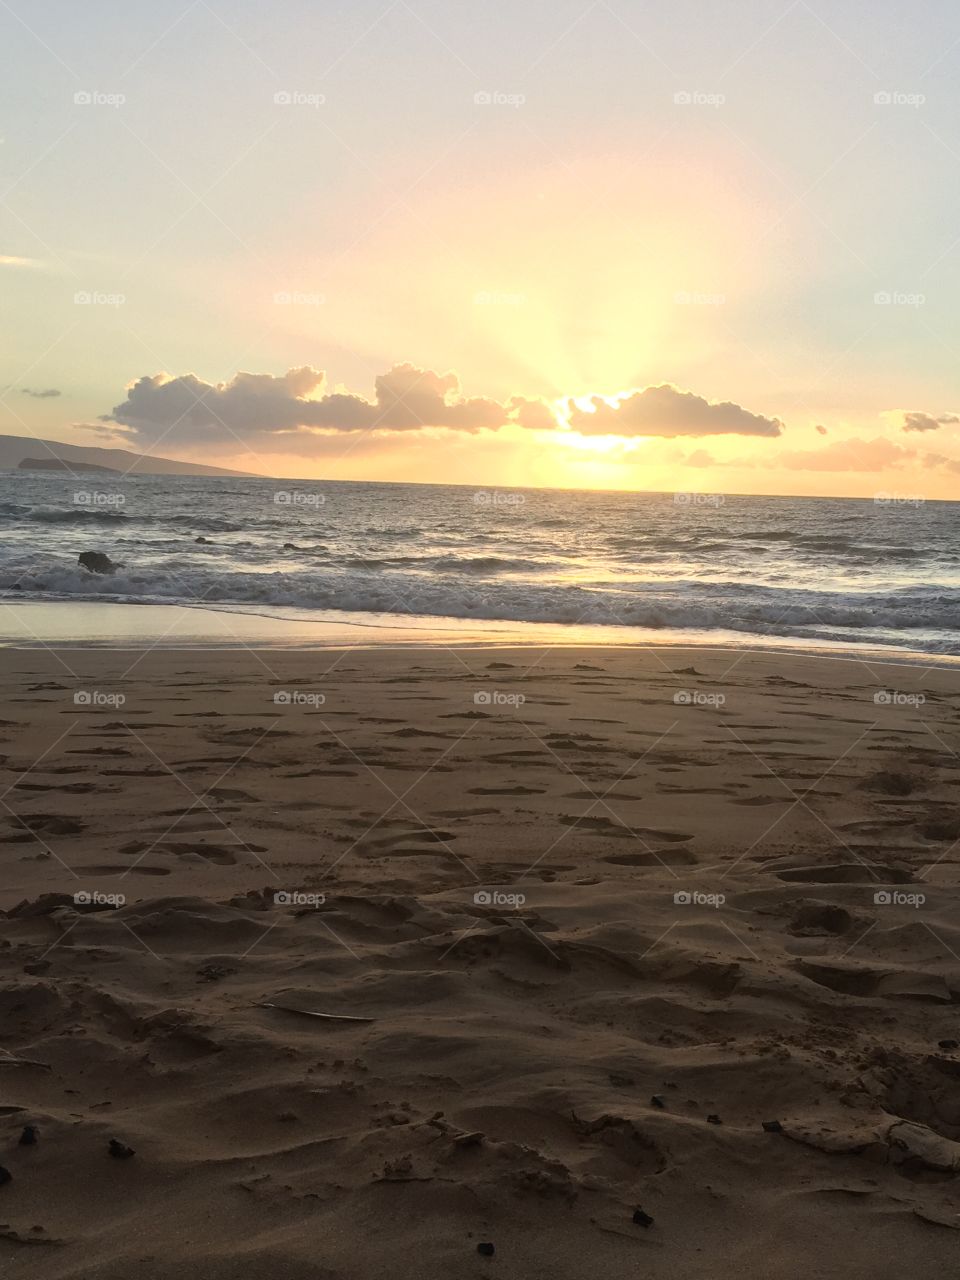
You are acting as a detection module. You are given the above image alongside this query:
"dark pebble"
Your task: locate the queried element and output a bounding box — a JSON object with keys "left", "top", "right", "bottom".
{"left": 650, "top": 1094, "right": 665, "bottom": 1108}
{"left": 19, "top": 1125, "right": 38, "bottom": 1146}
{"left": 477, "top": 1242, "right": 495, "bottom": 1257}
{"left": 108, "top": 1139, "right": 135, "bottom": 1159}
{"left": 762, "top": 1120, "right": 783, "bottom": 1133}
{"left": 0, "top": 1166, "right": 12, "bottom": 1186}
{"left": 632, "top": 1208, "right": 654, "bottom": 1228}
{"left": 938, "top": 1039, "right": 959, "bottom": 1050}
{"left": 707, "top": 1114, "right": 722, "bottom": 1125}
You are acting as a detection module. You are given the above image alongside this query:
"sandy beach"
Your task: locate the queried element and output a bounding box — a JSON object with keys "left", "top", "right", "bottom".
{"left": 0, "top": 641, "right": 958, "bottom": 1277}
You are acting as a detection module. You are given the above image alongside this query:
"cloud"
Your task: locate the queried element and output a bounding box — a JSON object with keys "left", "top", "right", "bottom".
{"left": 815, "top": 424, "right": 828, "bottom": 435}
{"left": 103, "top": 363, "right": 547, "bottom": 450}
{"left": 104, "top": 369, "right": 785, "bottom": 452}
{"left": 565, "top": 384, "right": 783, "bottom": 438}
{"left": 684, "top": 448, "right": 716, "bottom": 467}
{"left": 21, "top": 387, "right": 61, "bottom": 399}
{"left": 921, "top": 451, "right": 960, "bottom": 475}
{"left": 900, "top": 410, "right": 959, "bottom": 433}
{"left": 778, "top": 436, "right": 915, "bottom": 472}
{"left": 508, "top": 396, "right": 559, "bottom": 431}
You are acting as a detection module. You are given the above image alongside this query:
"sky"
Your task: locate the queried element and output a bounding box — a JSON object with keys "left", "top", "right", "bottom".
{"left": 2, "top": 0, "right": 960, "bottom": 497}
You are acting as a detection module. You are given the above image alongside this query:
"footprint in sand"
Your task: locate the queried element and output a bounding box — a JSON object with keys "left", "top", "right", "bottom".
{"left": 85, "top": 863, "right": 171, "bottom": 876}
{"left": 15, "top": 814, "right": 86, "bottom": 836}
{"left": 120, "top": 839, "right": 247, "bottom": 866}
{"left": 603, "top": 849, "right": 698, "bottom": 867}
{"left": 14, "top": 781, "right": 100, "bottom": 794}
{"left": 469, "top": 785, "right": 545, "bottom": 795}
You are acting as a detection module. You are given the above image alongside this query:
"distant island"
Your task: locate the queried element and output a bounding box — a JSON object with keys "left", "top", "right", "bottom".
{"left": 0, "top": 433, "right": 258, "bottom": 478}
{"left": 18, "top": 457, "right": 121, "bottom": 475}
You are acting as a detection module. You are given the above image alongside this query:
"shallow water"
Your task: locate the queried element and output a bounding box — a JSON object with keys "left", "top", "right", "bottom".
{"left": 1, "top": 474, "right": 957, "bottom": 653}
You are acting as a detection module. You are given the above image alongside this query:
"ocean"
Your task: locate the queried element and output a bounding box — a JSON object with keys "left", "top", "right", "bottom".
{"left": 1, "top": 473, "right": 957, "bottom": 654}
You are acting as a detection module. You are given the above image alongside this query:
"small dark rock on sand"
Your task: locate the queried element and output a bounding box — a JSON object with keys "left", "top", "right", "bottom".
{"left": 762, "top": 1120, "right": 783, "bottom": 1133}
{"left": 19, "top": 1125, "right": 38, "bottom": 1146}
{"left": 108, "top": 1139, "right": 135, "bottom": 1159}
{"left": 0, "top": 1166, "right": 12, "bottom": 1186}
{"left": 477, "top": 1242, "right": 495, "bottom": 1257}
{"left": 632, "top": 1208, "right": 654, "bottom": 1228}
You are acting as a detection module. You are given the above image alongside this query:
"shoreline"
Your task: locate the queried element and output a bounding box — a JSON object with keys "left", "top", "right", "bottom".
{"left": 1, "top": 599, "right": 957, "bottom": 667}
